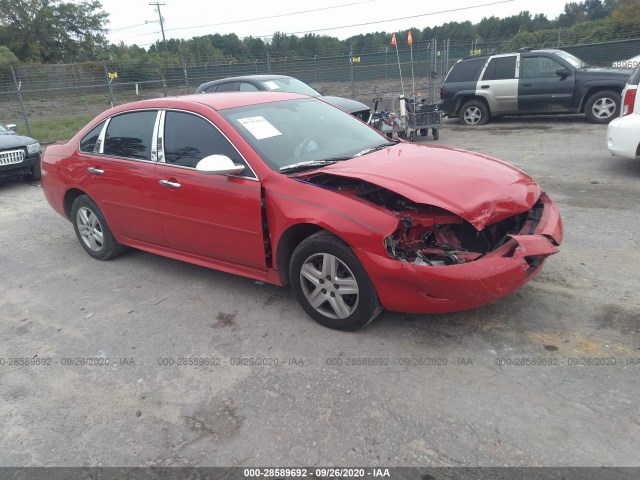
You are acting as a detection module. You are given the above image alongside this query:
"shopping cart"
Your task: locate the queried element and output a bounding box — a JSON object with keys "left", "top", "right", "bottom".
{"left": 406, "top": 98, "right": 442, "bottom": 141}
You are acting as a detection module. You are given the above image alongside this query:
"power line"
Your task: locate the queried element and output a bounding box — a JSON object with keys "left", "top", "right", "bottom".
{"left": 255, "top": 0, "right": 517, "bottom": 37}
{"left": 162, "top": 0, "right": 377, "bottom": 33}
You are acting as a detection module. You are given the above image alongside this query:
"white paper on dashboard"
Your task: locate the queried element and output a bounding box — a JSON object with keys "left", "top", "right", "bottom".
{"left": 237, "top": 116, "right": 282, "bottom": 140}
{"left": 263, "top": 81, "right": 280, "bottom": 90}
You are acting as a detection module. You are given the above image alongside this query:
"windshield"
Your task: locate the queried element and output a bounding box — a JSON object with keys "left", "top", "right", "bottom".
{"left": 258, "top": 78, "right": 321, "bottom": 96}
{"left": 220, "top": 98, "right": 392, "bottom": 172}
{"left": 0, "top": 123, "right": 9, "bottom": 133}
{"left": 556, "top": 50, "right": 586, "bottom": 68}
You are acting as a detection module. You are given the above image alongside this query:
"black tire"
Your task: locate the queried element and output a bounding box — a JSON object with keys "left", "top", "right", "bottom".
{"left": 433, "top": 129, "right": 439, "bottom": 140}
{"left": 409, "top": 130, "right": 416, "bottom": 142}
{"left": 459, "top": 99, "right": 490, "bottom": 126}
{"left": 24, "top": 158, "right": 41, "bottom": 181}
{"left": 289, "top": 231, "right": 383, "bottom": 330}
{"left": 70, "top": 195, "right": 127, "bottom": 261}
{"left": 584, "top": 90, "right": 621, "bottom": 124}
{"left": 419, "top": 128, "right": 428, "bottom": 136}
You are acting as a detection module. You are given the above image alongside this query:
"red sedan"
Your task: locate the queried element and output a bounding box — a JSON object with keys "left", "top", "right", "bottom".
{"left": 42, "top": 92, "right": 563, "bottom": 330}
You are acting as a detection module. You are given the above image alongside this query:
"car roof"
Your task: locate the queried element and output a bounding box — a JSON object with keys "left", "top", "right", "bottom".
{"left": 197, "top": 75, "right": 295, "bottom": 90}
{"left": 104, "top": 92, "right": 308, "bottom": 115}
{"left": 460, "top": 48, "right": 563, "bottom": 61}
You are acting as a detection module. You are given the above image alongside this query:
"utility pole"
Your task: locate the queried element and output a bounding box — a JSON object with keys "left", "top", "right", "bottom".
{"left": 149, "top": 2, "right": 168, "bottom": 96}
{"left": 149, "top": 2, "right": 168, "bottom": 56}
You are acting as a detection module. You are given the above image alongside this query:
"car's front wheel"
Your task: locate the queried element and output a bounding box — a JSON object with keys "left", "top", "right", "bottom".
{"left": 71, "top": 195, "right": 126, "bottom": 260}
{"left": 289, "top": 231, "right": 382, "bottom": 330}
{"left": 459, "top": 99, "right": 490, "bottom": 126}
{"left": 585, "top": 90, "right": 621, "bottom": 124}
{"left": 24, "top": 159, "right": 41, "bottom": 181}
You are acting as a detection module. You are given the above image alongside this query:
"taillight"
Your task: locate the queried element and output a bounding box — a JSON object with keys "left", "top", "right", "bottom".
{"left": 622, "top": 88, "right": 636, "bottom": 116}
{"left": 440, "top": 86, "right": 446, "bottom": 99}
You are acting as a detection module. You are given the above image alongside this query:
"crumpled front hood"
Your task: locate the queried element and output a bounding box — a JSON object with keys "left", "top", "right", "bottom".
{"left": 313, "top": 144, "right": 541, "bottom": 230}
{"left": 0, "top": 133, "right": 37, "bottom": 150}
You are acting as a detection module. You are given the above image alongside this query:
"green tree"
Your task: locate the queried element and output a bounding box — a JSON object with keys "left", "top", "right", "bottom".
{"left": 612, "top": 0, "right": 640, "bottom": 28}
{"left": 0, "top": 0, "right": 108, "bottom": 62}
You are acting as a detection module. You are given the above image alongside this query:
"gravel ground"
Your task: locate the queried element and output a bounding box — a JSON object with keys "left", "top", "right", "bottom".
{"left": 0, "top": 114, "right": 639, "bottom": 469}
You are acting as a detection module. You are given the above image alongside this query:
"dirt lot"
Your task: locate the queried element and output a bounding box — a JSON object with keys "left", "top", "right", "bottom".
{"left": 1, "top": 114, "right": 639, "bottom": 468}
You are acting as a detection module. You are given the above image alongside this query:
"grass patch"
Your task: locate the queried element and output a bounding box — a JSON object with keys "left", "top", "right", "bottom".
{"left": 16, "top": 114, "right": 96, "bottom": 144}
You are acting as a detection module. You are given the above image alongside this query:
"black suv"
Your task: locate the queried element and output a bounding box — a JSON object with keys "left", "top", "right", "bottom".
{"left": 440, "top": 49, "right": 630, "bottom": 125}
{"left": 0, "top": 122, "right": 41, "bottom": 181}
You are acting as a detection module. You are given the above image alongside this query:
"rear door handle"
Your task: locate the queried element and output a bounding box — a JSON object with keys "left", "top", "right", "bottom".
{"left": 480, "top": 85, "right": 490, "bottom": 89}
{"left": 522, "top": 83, "right": 532, "bottom": 87}
{"left": 87, "top": 167, "right": 104, "bottom": 175}
{"left": 159, "top": 179, "right": 181, "bottom": 189}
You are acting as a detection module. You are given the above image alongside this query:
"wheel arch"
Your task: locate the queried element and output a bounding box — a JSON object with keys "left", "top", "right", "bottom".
{"left": 456, "top": 95, "right": 491, "bottom": 116}
{"left": 579, "top": 85, "right": 623, "bottom": 112}
{"left": 275, "top": 223, "right": 354, "bottom": 286}
{"left": 63, "top": 188, "right": 88, "bottom": 220}
{"left": 452, "top": 92, "right": 489, "bottom": 115}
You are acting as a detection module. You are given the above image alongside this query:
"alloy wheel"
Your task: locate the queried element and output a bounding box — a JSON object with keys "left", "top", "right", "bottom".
{"left": 76, "top": 207, "right": 104, "bottom": 252}
{"left": 299, "top": 253, "right": 359, "bottom": 320}
{"left": 592, "top": 97, "right": 616, "bottom": 119}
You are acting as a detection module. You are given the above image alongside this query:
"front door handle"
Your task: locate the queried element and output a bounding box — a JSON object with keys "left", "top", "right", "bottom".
{"left": 159, "top": 179, "right": 181, "bottom": 189}
{"left": 522, "top": 83, "right": 532, "bottom": 87}
{"left": 480, "top": 85, "right": 490, "bottom": 89}
{"left": 87, "top": 167, "right": 104, "bottom": 175}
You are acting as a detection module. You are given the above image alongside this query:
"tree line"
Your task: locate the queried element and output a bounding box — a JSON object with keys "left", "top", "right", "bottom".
{"left": 0, "top": 0, "right": 638, "bottom": 67}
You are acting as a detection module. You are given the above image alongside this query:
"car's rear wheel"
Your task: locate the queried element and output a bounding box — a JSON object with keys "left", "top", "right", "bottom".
{"left": 459, "top": 100, "right": 489, "bottom": 126}
{"left": 71, "top": 195, "right": 126, "bottom": 260}
{"left": 289, "top": 231, "right": 382, "bottom": 330}
{"left": 585, "top": 90, "right": 621, "bottom": 124}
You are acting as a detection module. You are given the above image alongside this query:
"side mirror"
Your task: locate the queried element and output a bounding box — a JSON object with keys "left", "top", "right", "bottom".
{"left": 195, "top": 154, "right": 245, "bottom": 175}
{"left": 556, "top": 67, "right": 570, "bottom": 78}
{"left": 6, "top": 124, "right": 17, "bottom": 131}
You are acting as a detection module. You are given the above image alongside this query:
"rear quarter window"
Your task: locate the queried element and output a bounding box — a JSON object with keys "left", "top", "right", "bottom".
{"left": 445, "top": 58, "right": 487, "bottom": 83}
{"left": 79, "top": 121, "right": 105, "bottom": 153}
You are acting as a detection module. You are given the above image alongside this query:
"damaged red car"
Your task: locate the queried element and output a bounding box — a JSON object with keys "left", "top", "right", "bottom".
{"left": 42, "top": 92, "right": 562, "bottom": 330}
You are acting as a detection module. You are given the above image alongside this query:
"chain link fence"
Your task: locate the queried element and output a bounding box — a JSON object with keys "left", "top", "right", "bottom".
{"left": 1, "top": 37, "right": 638, "bottom": 143}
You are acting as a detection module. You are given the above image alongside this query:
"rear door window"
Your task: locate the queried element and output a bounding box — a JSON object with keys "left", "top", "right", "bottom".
{"left": 103, "top": 111, "right": 157, "bottom": 160}
{"left": 215, "top": 82, "right": 239, "bottom": 92}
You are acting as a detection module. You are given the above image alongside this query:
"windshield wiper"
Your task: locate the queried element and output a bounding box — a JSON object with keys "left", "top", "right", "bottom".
{"left": 353, "top": 141, "right": 397, "bottom": 157}
{"left": 280, "top": 158, "right": 350, "bottom": 173}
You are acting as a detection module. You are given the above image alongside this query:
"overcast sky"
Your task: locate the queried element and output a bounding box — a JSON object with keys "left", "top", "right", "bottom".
{"left": 105, "top": 0, "right": 570, "bottom": 48}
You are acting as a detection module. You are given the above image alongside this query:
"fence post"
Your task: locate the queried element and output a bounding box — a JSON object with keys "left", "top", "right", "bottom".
{"left": 312, "top": 54, "right": 317, "bottom": 83}
{"left": 349, "top": 49, "right": 355, "bottom": 99}
{"left": 267, "top": 51, "right": 271, "bottom": 74}
{"left": 11, "top": 66, "right": 30, "bottom": 137}
{"left": 182, "top": 56, "right": 189, "bottom": 88}
{"left": 104, "top": 65, "right": 115, "bottom": 108}
{"left": 255, "top": 58, "right": 259, "bottom": 74}
{"left": 385, "top": 47, "right": 389, "bottom": 79}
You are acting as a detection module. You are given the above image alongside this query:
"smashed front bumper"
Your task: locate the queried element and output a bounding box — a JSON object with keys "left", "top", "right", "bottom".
{"left": 356, "top": 193, "right": 563, "bottom": 314}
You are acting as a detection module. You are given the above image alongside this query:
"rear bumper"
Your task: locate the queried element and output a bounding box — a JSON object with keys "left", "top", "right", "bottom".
{"left": 440, "top": 98, "right": 459, "bottom": 117}
{"left": 356, "top": 193, "right": 563, "bottom": 314}
{"left": 607, "top": 115, "right": 640, "bottom": 159}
